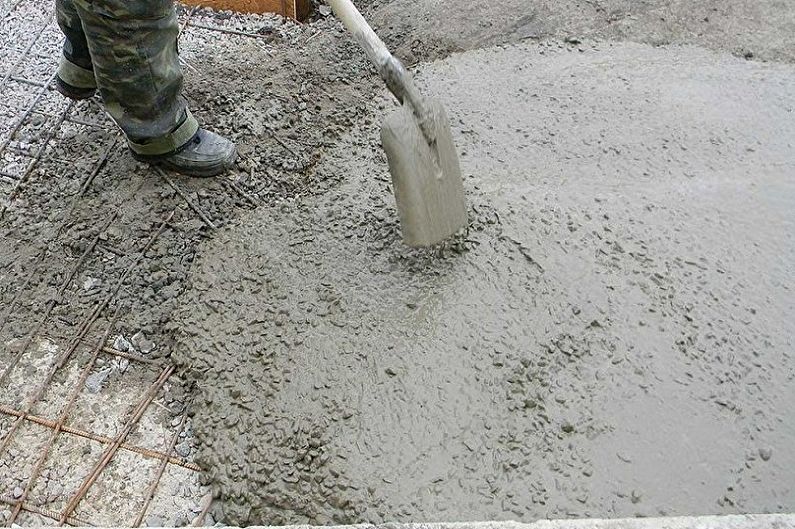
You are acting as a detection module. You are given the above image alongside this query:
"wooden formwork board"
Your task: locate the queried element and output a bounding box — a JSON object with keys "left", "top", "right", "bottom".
{"left": 180, "top": 0, "right": 312, "bottom": 21}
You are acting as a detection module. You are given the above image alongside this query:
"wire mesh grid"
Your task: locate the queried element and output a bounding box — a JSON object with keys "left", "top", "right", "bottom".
{"left": 0, "top": 1, "right": 273, "bottom": 525}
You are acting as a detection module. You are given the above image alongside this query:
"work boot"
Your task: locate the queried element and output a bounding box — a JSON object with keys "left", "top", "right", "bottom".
{"left": 135, "top": 129, "right": 238, "bottom": 178}
{"left": 55, "top": 75, "right": 96, "bottom": 100}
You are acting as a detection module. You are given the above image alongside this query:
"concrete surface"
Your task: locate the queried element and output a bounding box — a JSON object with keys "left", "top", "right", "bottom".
{"left": 3, "top": 0, "right": 795, "bottom": 527}
{"left": 362, "top": 0, "right": 795, "bottom": 65}
{"left": 270, "top": 516, "right": 795, "bottom": 529}
{"left": 144, "top": 514, "right": 795, "bottom": 529}
{"left": 174, "top": 40, "right": 795, "bottom": 525}
{"left": 45, "top": 514, "right": 795, "bottom": 529}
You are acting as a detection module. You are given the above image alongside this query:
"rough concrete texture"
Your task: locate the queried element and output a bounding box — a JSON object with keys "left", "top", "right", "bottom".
{"left": 2, "top": 4, "right": 354, "bottom": 526}
{"left": 67, "top": 515, "right": 795, "bottom": 529}
{"left": 3, "top": 0, "right": 795, "bottom": 526}
{"left": 174, "top": 40, "right": 795, "bottom": 525}
{"left": 234, "top": 515, "right": 795, "bottom": 529}
{"left": 1, "top": 3, "right": 214, "bottom": 524}
{"left": 362, "top": 0, "right": 795, "bottom": 65}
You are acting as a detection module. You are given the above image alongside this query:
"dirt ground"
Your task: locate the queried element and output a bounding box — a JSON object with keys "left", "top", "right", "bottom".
{"left": 1, "top": 0, "right": 794, "bottom": 526}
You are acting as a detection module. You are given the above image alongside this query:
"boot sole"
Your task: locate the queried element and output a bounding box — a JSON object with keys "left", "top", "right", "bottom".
{"left": 54, "top": 78, "right": 96, "bottom": 101}
{"left": 133, "top": 147, "right": 238, "bottom": 178}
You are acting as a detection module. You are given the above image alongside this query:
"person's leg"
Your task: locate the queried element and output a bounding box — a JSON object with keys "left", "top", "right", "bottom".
{"left": 69, "top": 0, "right": 197, "bottom": 154}
{"left": 55, "top": 0, "right": 96, "bottom": 98}
{"left": 66, "top": 0, "right": 236, "bottom": 176}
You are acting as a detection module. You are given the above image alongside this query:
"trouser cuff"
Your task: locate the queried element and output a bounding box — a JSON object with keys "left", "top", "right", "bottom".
{"left": 57, "top": 55, "right": 97, "bottom": 89}
{"left": 127, "top": 109, "right": 200, "bottom": 157}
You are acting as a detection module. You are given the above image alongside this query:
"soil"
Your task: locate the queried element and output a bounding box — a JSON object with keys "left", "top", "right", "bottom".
{"left": 1, "top": 0, "right": 794, "bottom": 526}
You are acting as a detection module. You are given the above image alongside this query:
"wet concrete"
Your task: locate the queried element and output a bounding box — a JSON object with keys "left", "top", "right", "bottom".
{"left": 198, "top": 514, "right": 795, "bottom": 529}
{"left": 174, "top": 41, "right": 795, "bottom": 525}
{"left": 0, "top": 6, "right": 373, "bottom": 525}
{"left": 363, "top": 0, "right": 795, "bottom": 65}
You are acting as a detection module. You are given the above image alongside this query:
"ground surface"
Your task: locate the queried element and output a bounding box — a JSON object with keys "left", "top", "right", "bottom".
{"left": 365, "top": 0, "right": 795, "bottom": 65}
{"left": 1, "top": 0, "right": 794, "bottom": 526}
{"left": 208, "top": 515, "right": 795, "bottom": 529}
{"left": 175, "top": 40, "right": 795, "bottom": 525}
{"left": 1, "top": 3, "right": 362, "bottom": 525}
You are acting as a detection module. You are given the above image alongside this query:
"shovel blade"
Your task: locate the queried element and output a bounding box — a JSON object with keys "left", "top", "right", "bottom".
{"left": 381, "top": 99, "right": 467, "bottom": 247}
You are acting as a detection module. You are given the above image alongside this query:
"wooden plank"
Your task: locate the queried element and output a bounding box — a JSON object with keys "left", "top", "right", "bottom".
{"left": 292, "top": 0, "right": 311, "bottom": 20}
{"left": 180, "top": 0, "right": 311, "bottom": 20}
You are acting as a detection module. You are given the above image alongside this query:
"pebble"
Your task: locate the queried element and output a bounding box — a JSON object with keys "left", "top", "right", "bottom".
{"left": 113, "top": 334, "right": 132, "bottom": 352}
{"left": 115, "top": 357, "right": 130, "bottom": 373}
{"left": 759, "top": 447, "right": 773, "bottom": 461}
{"left": 173, "top": 511, "right": 190, "bottom": 527}
{"left": 12, "top": 487, "right": 23, "bottom": 499}
{"left": 82, "top": 276, "right": 100, "bottom": 291}
{"left": 175, "top": 442, "right": 192, "bottom": 458}
{"left": 631, "top": 490, "right": 643, "bottom": 504}
{"left": 617, "top": 452, "right": 633, "bottom": 463}
{"left": 85, "top": 368, "right": 112, "bottom": 393}
{"left": 47, "top": 482, "right": 63, "bottom": 500}
{"left": 106, "top": 226, "right": 123, "bottom": 239}
{"left": 132, "top": 331, "right": 156, "bottom": 354}
{"left": 145, "top": 515, "right": 164, "bottom": 527}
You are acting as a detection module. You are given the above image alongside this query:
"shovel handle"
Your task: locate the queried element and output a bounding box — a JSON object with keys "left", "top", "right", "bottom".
{"left": 327, "top": 0, "right": 434, "bottom": 140}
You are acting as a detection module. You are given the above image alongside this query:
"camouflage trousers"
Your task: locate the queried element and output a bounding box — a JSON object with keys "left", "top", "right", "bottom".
{"left": 55, "top": 0, "right": 198, "bottom": 156}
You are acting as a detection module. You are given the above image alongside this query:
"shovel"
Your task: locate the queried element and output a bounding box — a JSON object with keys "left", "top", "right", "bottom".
{"left": 327, "top": 0, "right": 467, "bottom": 247}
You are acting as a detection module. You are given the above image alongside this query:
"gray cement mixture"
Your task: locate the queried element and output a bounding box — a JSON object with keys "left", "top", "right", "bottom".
{"left": 3, "top": 0, "right": 795, "bottom": 526}
{"left": 173, "top": 41, "right": 795, "bottom": 525}
{"left": 363, "top": 0, "right": 795, "bottom": 65}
